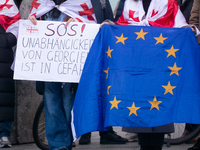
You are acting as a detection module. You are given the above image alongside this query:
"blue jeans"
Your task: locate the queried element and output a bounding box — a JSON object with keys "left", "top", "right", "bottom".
{"left": 0, "top": 122, "right": 12, "bottom": 137}
{"left": 44, "top": 82, "right": 76, "bottom": 150}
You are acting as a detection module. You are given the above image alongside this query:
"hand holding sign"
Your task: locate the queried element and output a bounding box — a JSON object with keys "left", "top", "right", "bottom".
{"left": 14, "top": 20, "right": 100, "bottom": 83}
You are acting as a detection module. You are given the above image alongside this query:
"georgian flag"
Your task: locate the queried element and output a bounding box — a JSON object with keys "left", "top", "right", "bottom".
{"left": 0, "top": 0, "right": 20, "bottom": 38}
{"left": 29, "top": 0, "right": 97, "bottom": 23}
{"left": 117, "top": 0, "right": 188, "bottom": 27}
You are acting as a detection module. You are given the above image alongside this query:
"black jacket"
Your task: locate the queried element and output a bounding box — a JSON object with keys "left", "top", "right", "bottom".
{"left": 0, "top": 25, "right": 16, "bottom": 122}
{"left": 91, "top": 0, "right": 114, "bottom": 23}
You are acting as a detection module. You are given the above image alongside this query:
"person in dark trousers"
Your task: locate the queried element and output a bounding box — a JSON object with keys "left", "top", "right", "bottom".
{"left": 0, "top": 0, "right": 20, "bottom": 148}
{"left": 113, "top": 0, "right": 189, "bottom": 150}
{"left": 78, "top": 0, "right": 128, "bottom": 145}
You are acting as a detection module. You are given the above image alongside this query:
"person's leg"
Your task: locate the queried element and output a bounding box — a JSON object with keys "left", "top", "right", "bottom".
{"left": 62, "top": 83, "right": 76, "bottom": 150}
{"left": 0, "top": 122, "right": 12, "bottom": 137}
{"left": 44, "top": 82, "right": 71, "bottom": 150}
{"left": 137, "top": 133, "right": 151, "bottom": 150}
{"left": 0, "top": 122, "right": 12, "bottom": 148}
{"left": 149, "top": 133, "right": 164, "bottom": 150}
{"left": 137, "top": 133, "right": 164, "bottom": 150}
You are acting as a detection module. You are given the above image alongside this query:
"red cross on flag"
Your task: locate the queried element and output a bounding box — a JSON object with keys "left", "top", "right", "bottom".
{"left": 29, "top": 0, "right": 97, "bottom": 23}
{"left": 0, "top": 0, "right": 20, "bottom": 38}
{"left": 117, "top": 0, "right": 188, "bottom": 27}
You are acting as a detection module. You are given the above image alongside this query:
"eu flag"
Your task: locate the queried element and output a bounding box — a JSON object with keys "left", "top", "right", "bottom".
{"left": 73, "top": 25, "right": 200, "bottom": 138}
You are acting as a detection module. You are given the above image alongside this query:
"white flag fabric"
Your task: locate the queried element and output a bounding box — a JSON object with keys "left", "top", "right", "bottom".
{"left": 0, "top": 0, "right": 20, "bottom": 37}
{"left": 117, "top": 0, "right": 188, "bottom": 27}
{"left": 29, "top": 0, "right": 97, "bottom": 23}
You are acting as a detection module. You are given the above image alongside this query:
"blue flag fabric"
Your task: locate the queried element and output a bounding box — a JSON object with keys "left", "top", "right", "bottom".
{"left": 73, "top": 25, "right": 200, "bottom": 138}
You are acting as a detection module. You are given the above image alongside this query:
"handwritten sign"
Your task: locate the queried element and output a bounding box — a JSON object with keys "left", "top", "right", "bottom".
{"left": 14, "top": 20, "right": 100, "bottom": 83}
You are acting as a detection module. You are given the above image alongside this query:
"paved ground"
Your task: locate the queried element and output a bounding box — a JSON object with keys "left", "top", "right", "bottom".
{"left": 11, "top": 127, "right": 194, "bottom": 150}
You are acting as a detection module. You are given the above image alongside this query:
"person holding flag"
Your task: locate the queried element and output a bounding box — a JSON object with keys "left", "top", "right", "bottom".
{"left": 28, "top": 0, "right": 114, "bottom": 150}
{"left": 186, "top": 0, "right": 200, "bottom": 149}
{"left": 112, "top": 0, "right": 196, "bottom": 150}
{"left": 0, "top": 0, "right": 20, "bottom": 148}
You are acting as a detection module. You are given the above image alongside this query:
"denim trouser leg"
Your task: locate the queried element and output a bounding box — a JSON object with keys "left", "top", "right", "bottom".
{"left": 0, "top": 122, "right": 12, "bottom": 137}
{"left": 44, "top": 82, "right": 75, "bottom": 150}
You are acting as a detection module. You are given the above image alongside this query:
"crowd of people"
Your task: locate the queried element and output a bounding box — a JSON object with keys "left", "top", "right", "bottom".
{"left": 0, "top": 0, "right": 200, "bottom": 150}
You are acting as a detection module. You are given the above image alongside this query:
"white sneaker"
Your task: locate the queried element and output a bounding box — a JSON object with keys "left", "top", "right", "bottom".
{"left": 0, "top": 137, "right": 12, "bottom": 148}
{"left": 123, "top": 133, "right": 138, "bottom": 142}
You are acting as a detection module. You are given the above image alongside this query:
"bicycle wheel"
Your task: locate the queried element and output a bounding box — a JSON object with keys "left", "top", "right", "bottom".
{"left": 33, "top": 100, "right": 49, "bottom": 150}
{"left": 164, "top": 123, "right": 200, "bottom": 145}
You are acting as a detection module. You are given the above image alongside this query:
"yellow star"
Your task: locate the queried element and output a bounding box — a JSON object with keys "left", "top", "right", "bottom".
{"left": 154, "top": 33, "right": 167, "bottom": 45}
{"left": 103, "top": 68, "right": 109, "bottom": 79}
{"left": 106, "top": 46, "right": 114, "bottom": 58}
{"left": 110, "top": 96, "right": 121, "bottom": 110}
{"left": 162, "top": 81, "right": 176, "bottom": 95}
{"left": 127, "top": 102, "right": 140, "bottom": 116}
{"left": 107, "top": 86, "right": 111, "bottom": 95}
{"left": 168, "top": 62, "right": 182, "bottom": 76}
{"left": 115, "top": 33, "right": 128, "bottom": 44}
{"left": 135, "top": 28, "right": 148, "bottom": 40}
{"left": 165, "top": 45, "right": 179, "bottom": 58}
{"left": 148, "top": 96, "right": 162, "bottom": 110}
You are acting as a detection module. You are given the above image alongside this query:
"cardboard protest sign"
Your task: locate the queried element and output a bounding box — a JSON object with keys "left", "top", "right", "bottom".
{"left": 14, "top": 20, "right": 100, "bottom": 83}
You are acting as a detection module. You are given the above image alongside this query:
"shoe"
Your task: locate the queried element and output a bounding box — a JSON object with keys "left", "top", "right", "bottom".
{"left": 0, "top": 137, "right": 12, "bottom": 148}
{"left": 100, "top": 131, "right": 128, "bottom": 144}
{"left": 123, "top": 132, "right": 138, "bottom": 142}
{"left": 79, "top": 133, "right": 91, "bottom": 145}
{"left": 72, "top": 142, "right": 76, "bottom": 147}
{"left": 188, "top": 138, "right": 200, "bottom": 150}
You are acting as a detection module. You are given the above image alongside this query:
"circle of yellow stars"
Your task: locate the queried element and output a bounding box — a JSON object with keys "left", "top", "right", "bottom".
{"left": 103, "top": 28, "right": 182, "bottom": 117}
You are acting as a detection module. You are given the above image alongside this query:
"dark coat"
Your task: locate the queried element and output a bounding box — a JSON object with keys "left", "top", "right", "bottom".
{"left": 177, "top": 0, "right": 194, "bottom": 23}
{"left": 115, "top": 0, "right": 174, "bottom": 133}
{"left": 91, "top": 0, "right": 114, "bottom": 23}
{"left": 0, "top": 25, "right": 16, "bottom": 122}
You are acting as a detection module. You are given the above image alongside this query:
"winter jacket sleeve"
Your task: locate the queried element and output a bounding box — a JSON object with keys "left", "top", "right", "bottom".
{"left": 6, "top": 33, "right": 17, "bottom": 48}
